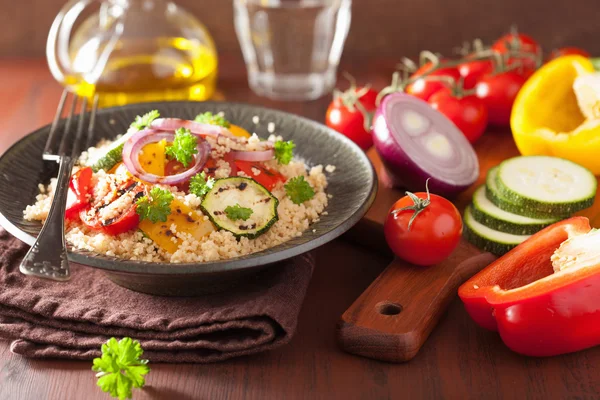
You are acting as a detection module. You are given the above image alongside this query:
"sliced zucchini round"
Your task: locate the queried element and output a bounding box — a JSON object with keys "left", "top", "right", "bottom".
{"left": 495, "top": 156, "right": 596, "bottom": 215}
{"left": 471, "top": 185, "right": 558, "bottom": 235}
{"left": 464, "top": 206, "right": 531, "bottom": 256}
{"left": 485, "top": 167, "right": 563, "bottom": 219}
{"left": 200, "top": 177, "right": 279, "bottom": 239}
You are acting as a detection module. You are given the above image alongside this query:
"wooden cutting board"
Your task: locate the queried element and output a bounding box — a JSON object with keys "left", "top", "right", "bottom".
{"left": 338, "top": 136, "right": 600, "bottom": 363}
{"left": 337, "top": 147, "right": 497, "bottom": 363}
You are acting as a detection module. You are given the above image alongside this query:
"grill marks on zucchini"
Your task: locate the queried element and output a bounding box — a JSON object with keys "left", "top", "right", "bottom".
{"left": 201, "top": 177, "right": 279, "bottom": 239}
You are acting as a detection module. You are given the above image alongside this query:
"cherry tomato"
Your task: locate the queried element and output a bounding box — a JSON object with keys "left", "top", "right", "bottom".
{"left": 547, "top": 47, "right": 591, "bottom": 61}
{"left": 65, "top": 167, "right": 93, "bottom": 220}
{"left": 406, "top": 62, "right": 461, "bottom": 101}
{"left": 384, "top": 191, "right": 462, "bottom": 266}
{"left": 458, "top": 58, "right": 495, "bottom": 90}
{"left": 475, "top": 71, "right": 527, "bottom": 126}
{"left": 325, "top": 86, "right": 378, "bottom": 150}
{"left": 428, "top": 89, "right": 488, "bottom": 144}
{"left": 492, "top": 33, "right": 541, "bottom": 78}
{"left": 234, "top": 160, "right": 286, "bottom": 190}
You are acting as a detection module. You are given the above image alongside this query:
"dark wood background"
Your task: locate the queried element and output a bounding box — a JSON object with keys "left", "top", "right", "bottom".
{"left": 1, "top": 0, "right": 600, "bottom": 59}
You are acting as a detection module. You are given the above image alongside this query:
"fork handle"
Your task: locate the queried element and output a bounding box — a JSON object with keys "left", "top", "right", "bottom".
{"left": 20, "top": 156, "right": 75, "bottom": 281}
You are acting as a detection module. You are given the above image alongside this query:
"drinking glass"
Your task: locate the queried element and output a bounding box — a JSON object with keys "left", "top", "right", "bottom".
{"left": 234, "top": 0, "right": 351, "bottom": 101}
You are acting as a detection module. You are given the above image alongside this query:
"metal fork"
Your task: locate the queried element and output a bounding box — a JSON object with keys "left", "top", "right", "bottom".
{"left": 19, "top": 90, "right": 98, "bottom": 281}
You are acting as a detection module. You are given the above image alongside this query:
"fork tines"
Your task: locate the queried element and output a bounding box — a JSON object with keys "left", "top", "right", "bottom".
{"left": 43, "top": 90, "right": 98, "bottom": 161}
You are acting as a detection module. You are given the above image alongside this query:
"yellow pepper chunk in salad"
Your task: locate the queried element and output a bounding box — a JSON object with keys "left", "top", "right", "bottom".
{"left": 139, "top": 198, "right": 215, "bottom": 254}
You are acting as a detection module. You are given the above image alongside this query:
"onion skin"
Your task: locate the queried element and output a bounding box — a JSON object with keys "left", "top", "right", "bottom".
{"left": 150, "top": 118, "right": 232, "bottom": 138}
{"left": 372, "top": 93, "right": 478, "bottom": 198}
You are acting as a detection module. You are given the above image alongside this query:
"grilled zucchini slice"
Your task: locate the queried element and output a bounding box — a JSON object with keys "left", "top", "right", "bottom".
{"left": 200, "top": 177, "right": 279, "bottom": 239}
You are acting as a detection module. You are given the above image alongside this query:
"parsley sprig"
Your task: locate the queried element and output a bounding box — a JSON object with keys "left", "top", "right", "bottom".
{"left": 136, "top": 187, "right": 174, "bottom": 223}
{"left": 92, "top": 337, "right": 150, "bottom": 400}
{"left": 130, "top": 110, "right": 160, "bottom": 131}
{"left": 274, "top": 140, "right": 295, "bottom": 165}
{"left": 165, "top": 128, "right": 198, "bottom": 167}
{"left": 189, "top": 172, "right": 215, "bottom": 198}
{"left": 285, "top": 176, "right": 315, "bottom": 204}
{"left": 194, "top": 111, "right": 230, "bottom": 128}
{"left": 224, "top": 204, "right": 253, "bottom": 221}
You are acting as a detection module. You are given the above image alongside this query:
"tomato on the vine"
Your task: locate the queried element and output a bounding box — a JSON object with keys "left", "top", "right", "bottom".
{"left": 325, "top": 85, "right": 378, "bottom": 151}
{"left": 429, "top": 88, "right": 488, "bottom": 144}
{"left": 475, "top": 71, "right": 527, "bottom": 126}
{"left": 548, "top": 47, "right": 591, "bottom": 61}
{"left": 458, "top": 57, "right": 495, "bottom": 90}
{"left": 384, "top": 188, "right": 462, "bottom": 266}
{"left": 492, "top": 32, "right": 541, "bottom": 78}
{"left": 405, "top": 62, "right": 461, "bottom": 101}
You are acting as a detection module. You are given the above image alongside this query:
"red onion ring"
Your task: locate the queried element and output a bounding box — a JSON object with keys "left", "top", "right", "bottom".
{"left": 122, "top": 129, "right": 210, "bottom": 185}
{"left": 230, "top": 149, "right": 274, "bottom": 162}
{"left": 150, "top": 118, "right": 234, "bottom": 138}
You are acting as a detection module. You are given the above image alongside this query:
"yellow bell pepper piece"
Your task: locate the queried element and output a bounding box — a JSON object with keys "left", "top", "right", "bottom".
{"left": 511, "top": 55, "right": 600, "bottom": 173}
{"left": 228, "top": 124, "right": 252, "bottom": 138}
{"left": 138, "top": 139, "right": 167, "bottom": 176}
{"left": 107, "top": 161, "right": 123, "bottom": 175}
{"left": 139, "top": 199, "right": 215, "bottom": 254}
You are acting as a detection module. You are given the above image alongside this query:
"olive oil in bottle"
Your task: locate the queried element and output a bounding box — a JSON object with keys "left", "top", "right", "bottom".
{"left": 48, "top": 0, "right": 218, "bottom": 108}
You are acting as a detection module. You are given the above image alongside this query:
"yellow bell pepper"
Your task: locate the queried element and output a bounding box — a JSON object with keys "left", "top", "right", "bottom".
{"left": 139, "top": 199, "right": 215, "bottom": 254}
{"left": 228, "top": 124, "right": 252, "bottom": 138}
{"left": 138, "top": 139, "right": 167, "bottom": 175}
{"left": 511, "top": 55, "right": 600, "bottom": 174}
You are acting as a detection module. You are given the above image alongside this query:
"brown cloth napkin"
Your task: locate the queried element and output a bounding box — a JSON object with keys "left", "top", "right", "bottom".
{"left": 0, "top": 229, "right": 314, "bottom": 363}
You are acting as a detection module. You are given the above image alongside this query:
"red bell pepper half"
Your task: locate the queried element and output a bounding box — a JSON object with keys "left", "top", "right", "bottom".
{"left": 459, "top": 216, "right": 600, "bottom": 357}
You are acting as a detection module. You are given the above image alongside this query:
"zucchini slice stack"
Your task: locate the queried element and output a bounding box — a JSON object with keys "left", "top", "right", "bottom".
{"left": 465, "top": 156, "right": 597, "bottom": 255}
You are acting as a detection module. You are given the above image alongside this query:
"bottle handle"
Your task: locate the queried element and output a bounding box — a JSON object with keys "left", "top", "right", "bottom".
{"left": 46, "top": 0, "right": 92, "bottom": 84}
{"left": 46, "top": 0, "right": 123, "bottom": 86}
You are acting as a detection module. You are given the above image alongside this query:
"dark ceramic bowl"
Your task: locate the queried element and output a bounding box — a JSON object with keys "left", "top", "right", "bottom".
{"left": 0, "top": 101, "right": 376, "bottom": 295}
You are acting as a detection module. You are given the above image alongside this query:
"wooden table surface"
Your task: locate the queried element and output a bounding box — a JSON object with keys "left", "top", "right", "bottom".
{"left": 1, "top": 58, "right": 600, "bottom": 400}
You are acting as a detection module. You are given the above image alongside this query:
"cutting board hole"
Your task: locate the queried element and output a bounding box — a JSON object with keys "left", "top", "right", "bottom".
{"left": 376, "top": 301, "right": 402, "bottom": 315}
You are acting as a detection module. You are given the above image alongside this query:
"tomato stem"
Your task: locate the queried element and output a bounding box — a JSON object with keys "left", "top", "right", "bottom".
{"left": 391, "top": 179, "right": 432, "bottom": 231}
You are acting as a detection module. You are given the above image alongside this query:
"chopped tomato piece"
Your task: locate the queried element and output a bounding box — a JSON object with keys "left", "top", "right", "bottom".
{"left": 65, "top": 167, "right": 93, "bottom": 221}
{"left": 164, "top": 159, "right": 191, "bottom": 176}
{"left": 80, "top": 177, "right": 145, "bottom": 235}
{"left": 234, "top": 160, "right": 285, "bottom": 190}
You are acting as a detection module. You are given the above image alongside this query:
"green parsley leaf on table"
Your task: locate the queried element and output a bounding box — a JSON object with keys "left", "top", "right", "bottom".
{"left": 165, "top": 128, "right": 198, "bottom": 167}
{"left": 273, "top": 140, "right": 295, "bottom": 165}
{"left": 194, "top": 111, "right": 231, "bottom": 128}
{"left": 136, "top": 187, "right": 174, "bottom": 223}
{"left": 92, "top": 337, "right": 150, "bottom": 400}
{"left": 189, "top": 172, "right": 215, "bottom": 198}
{"left": 224, "top": 204, "right": 253, "bottom": 221}
{"left": 284, "top": 176, "right": 315, "bottom": 204}
{"left": 130, "top": 110, "right": 160, "bottom": 131}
